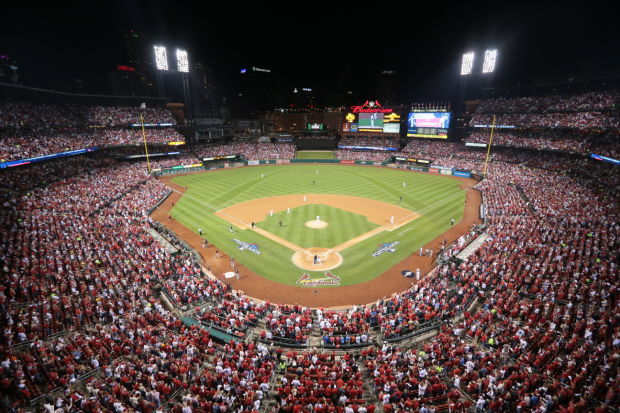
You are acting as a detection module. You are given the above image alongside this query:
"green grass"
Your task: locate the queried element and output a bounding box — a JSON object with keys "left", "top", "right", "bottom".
{"left": 170, "top": 164, "right": 466, "bottom": 287}
{"left": 295, "top": 151, "right": 335, "bottom": 159}
{"left": 257, "top": 204, "right": 378, "bottom": 248}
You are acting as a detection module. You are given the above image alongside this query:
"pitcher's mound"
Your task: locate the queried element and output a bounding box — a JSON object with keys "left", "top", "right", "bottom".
{"left": 305, "top": 220, "right": 328, "bottom": 229}
{"left": 292, "top": 247, "right": 342, "bottom": 271}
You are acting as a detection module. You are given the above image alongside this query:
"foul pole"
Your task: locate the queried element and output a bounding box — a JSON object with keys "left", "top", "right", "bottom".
{"left": 140, "top": 112, "right": 152, "bottom": 173}
{"left": 482, "top": 114, "right": 496, "bottom": 177}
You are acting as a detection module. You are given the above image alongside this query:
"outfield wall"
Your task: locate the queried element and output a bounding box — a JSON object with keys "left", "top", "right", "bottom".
{"left": 151, "top": 158, "right": 473, "bottom": 179}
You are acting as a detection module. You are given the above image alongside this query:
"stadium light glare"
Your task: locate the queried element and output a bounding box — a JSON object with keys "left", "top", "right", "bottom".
{"left": 154, "top": 45, "right": 168, "bottom": 71}
{"left": 482, "top": 49, "right": 498, "bottom": 74}
{"left": 460, "top": 52, "right": 475, "bottom": 76}
{"left": 176, "top": 49, "right": 189, "bottom": 73}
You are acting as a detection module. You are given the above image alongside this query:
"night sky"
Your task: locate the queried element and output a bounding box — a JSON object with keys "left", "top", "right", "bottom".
{"left": 1, "top": 0, "right": 617, "bottom": 104}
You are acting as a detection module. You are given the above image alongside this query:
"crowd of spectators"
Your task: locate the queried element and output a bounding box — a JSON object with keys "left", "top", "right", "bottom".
{"left": 464, "top": 130, "right": 595, "bottom": 152}
{"left": 1, "top": 117, "right": 619, "bottom": 411}
{"left": 318, "top": 309, "right": 370, "bottom": 347}
{"left": 274, "top": 350, "right": 371, "bottom": 412}
{"left": 192, "top": 141, "right": 296, "bottom": 160}
{"left": 147, "top": 154, "right": 201, "bottom": 170}
{"left": 470, "top": 112, "right": 620, "bottom": 129}
{"left": 0, "top": 101, "right": 175, "bottom": 127}
{"left": 0, "top": 128, "right": 185, "bottom": 162}
{"left": 261, "top": 306, "right": 314, "bottom": 345}
{"left": 475, "top": 91, "right": 618, "bottom": 114}
{"left": 339, "top": 137, "right": 400, "bottom": 148}
{"left": 335, "top": 150, "right": 392, "bottom": 161}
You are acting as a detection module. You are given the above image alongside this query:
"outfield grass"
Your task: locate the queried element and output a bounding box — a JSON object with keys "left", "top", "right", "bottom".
{"left": 170, "top": 164, "right": 466, "bottom": 287}
{"left": 257, "top": 204, "right": 378, "bottom": 248}
{"left": 295, "top": 151, "right": 335, "bottom": 159}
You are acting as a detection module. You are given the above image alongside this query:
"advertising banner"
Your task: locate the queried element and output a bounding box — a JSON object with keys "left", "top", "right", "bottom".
{"left": 453, "top": 171, "right": 472, "bottom": 178}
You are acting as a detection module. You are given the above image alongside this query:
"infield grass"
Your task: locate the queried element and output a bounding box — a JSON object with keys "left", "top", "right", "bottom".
{"left": 169, "top": 164, "right": 466, "bottom": 287}
{"left": 257, "top": 204, "right": 378, "bottom": 248}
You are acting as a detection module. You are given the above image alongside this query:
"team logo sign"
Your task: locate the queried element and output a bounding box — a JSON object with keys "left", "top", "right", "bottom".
{"left": 296, "top": 272, "right": 341, "bottom": 287}
{"left": 401, "top": 269, "right": 414, "bottom": 278}
{"left": 373, "top": 241, "right": 400, "bottom": 256}
{"left": 233, "top": 239, "right": 261, "bottom": 255}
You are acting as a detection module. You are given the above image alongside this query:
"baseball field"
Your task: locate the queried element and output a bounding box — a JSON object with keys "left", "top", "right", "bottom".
{"left": 162, "top": 164, "right": 470, "bottom": 290}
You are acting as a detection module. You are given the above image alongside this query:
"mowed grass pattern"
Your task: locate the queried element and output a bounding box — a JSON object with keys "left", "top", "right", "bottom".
{"left": 257, "top": 204, "right": 378, "bottom": 248}
{"left": 170, "top": 164, "right": 466, "bottom": 287}
{"left": 295, "top": 151, "right": 335, "bottom": 159}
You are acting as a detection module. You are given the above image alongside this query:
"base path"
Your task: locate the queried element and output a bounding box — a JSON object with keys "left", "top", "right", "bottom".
{"left": 154, "top": 173, "right": 482, "bottom": 308}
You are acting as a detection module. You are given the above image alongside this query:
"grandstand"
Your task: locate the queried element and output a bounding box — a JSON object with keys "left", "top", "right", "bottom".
{"left": 1, "top": 82, "right": 618, "bottom": 413}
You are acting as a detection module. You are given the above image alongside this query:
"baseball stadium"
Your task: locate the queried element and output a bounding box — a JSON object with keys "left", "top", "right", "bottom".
{"left": 1, "top": 4, "right": 619, "bottom": 413}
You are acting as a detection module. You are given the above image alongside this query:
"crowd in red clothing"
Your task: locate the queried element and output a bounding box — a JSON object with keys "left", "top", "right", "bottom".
{"left": 471, "top": 91, "right": 620, "bottom": 129}
{"left": 0, "top": 101, "right": 175, "bottom": 127}
{"left": 470, "top": 111, "right": 620, "bottom": 129}
{"left": 338, "top": 137, "right": 400, "bottom": 148}
{"left": 334, "top": 150, "right": 391, "bottom": 161}
{"left": 475, "top": 91, "right": 618, "bottom": 114}
{"left": 464, "top": 130, "right": 596, "bottom": 153}
{"left": 0, "top": 121, "right": 618, "bottom": 412}
{"left": 192, "top": 141, "right": 296, "bottom": 160}
{"left": 0, "top": 128, "right": 185, "bottom": 162}
{"left": 0, "top": 100, "right": 182, "bottom": 163}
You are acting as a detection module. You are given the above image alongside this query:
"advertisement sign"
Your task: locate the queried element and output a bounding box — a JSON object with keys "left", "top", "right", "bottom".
{"left": 203, "top": 155, "right": 237, "bottom": 161}
{"left": 439, "top": 169, "right": 452, "bottom": 175}
{"left": 340, "top": 160, "right": 355, "bottom": 165}
{"left": 590, "top": 153, "right": 620, "bottom": 165}
{"left": 1, "top": 146, "right": 99, "bottom": 169}
{"left": 247, "top": 160, "right": 259, "bottom": 165}
{"left": 453, "top": 171, "right": 472, "bottom": 178}
{"left": 465, "top": 142, "right": 487, "bottom": 147}
{"left": 276, "top": 159, "right": 290, "bottom": 164}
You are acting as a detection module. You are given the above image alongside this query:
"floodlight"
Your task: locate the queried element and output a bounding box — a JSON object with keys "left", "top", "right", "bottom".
{"left": 176, "top": 49, "right": 189, "bottom": 73}
{"left": 482, "top": 49, "right": 497, "bottom": 73}
{"left": 460, "top": 52, "right": 475, "bottom": 75}
{"left": 154, "top": 46, "right": 168, "bottom": 71}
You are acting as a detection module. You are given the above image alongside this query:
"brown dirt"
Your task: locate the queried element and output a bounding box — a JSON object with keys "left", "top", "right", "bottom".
{"left": 153, "top": 169, "right": 482, "bottom": 308}
{"left": 305, "top": 220, "right": 328, "bottom": 229}
{"left": 291, "top": 248, "right": 343, "bottom": 271}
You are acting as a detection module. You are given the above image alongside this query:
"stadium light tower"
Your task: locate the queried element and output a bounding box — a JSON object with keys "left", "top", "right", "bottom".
{"left": 482, "top": 49, "right": 498, "bottom": 74}
{"left": 153, "top": 45, "right": 169, "bottom": 70}
{"left": 460, "top": 52, "right": 475, "bottom": 76}
{"left": 153, "top": 45, "right": 192, "bottom": 119}
{"left": 176, "top": 49, "right": 189, "bottom": 73}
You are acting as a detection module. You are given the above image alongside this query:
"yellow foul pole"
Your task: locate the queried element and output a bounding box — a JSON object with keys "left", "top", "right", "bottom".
{"left": 140, "top": 113, "right": 152, "bottom": 173}
{"left": 482, "top": 114, "right": 496, "bottom": 177}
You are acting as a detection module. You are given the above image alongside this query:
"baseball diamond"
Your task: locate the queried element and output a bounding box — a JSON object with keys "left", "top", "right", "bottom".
{"left": 153, "top": 164, "right": 481, "bottom": 306}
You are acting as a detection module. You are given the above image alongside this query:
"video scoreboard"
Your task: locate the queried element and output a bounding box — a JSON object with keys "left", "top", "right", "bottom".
{"left": 407, "top": 111, "right": 451, "bottom": 139}
{"left": 342, "top": 100, "right": 400, "bottom": 134}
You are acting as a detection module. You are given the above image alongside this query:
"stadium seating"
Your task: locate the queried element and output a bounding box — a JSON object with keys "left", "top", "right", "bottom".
{"left": 0, "top": 94, "right": 618, "bottom": 412}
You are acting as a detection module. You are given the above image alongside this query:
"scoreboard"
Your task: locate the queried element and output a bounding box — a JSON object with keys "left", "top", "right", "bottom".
{"left": 407, "top": 112, "right": 451, "bottom": 139}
